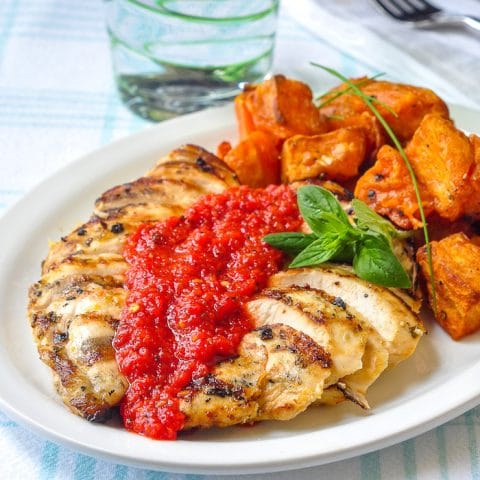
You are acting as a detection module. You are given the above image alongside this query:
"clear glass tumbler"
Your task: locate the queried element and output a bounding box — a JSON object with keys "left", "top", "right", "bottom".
{"left": 105, "top": 0, "right": 279, "bottom": 121}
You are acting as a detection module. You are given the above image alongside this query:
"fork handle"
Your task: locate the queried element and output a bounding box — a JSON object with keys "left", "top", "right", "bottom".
{"left": 462, "top": 15, "right": 480, "bottom": 33}
{"left": 428, "top": 14, "right": 480, "bottom": 33}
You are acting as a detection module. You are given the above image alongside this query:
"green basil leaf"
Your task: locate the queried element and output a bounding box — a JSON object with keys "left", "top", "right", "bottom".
{"left": 352, "top": 199, "right": 409, "bottom": 240}
{"left": 263, "top": 232, "right": 316, "bottom": 256}
{"left": 331, "top": 242, "right": 355, "bottom": 263}
{"left": 353, "top": 234, "right": 412, "bottom": 288}
{"left": 289, "top": 235, "right": 343, "bottom": 268}
{"left": 297, "top": 186, "right": 350, "bottom": 226}
{"left": 304, "top": 211, "right": 353, "bottom": 238}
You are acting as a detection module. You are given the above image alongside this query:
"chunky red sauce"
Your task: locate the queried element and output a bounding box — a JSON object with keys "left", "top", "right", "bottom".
{"left": 113, "top": 185, "right": 301, "bottom": 439}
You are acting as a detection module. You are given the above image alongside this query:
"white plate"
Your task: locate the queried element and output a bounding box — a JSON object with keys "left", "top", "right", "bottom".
{"left": 1, "top": 103, "right": 480, "bottom": 475}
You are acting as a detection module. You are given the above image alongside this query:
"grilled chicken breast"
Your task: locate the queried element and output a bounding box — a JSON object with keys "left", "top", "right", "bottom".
{"left": 28, "top": 145, "right": 423, "bottom": 432}
{"left": 179, "top": 273, "right": 418, "bottom": 429}
{"left": 180, "top": 324, "right": 332, "bottom": 429}
{"left": 253, "top": 287, "right": 389, "bottom": 409}
{"left": 246, "top": 288, "right": 368, "bottom": 388}
{"left": 269, "top": 265, "right": 425, "bottom": 367}
{"left": 28, "top": 145, "right": 239, "bottom": 421}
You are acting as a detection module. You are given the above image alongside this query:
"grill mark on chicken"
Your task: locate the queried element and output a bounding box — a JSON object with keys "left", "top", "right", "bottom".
{"left": 48, "top": 349, "right": 76, "bottom": 386}
{"left": 28, "top": 145, "right": 239, "bottom": 422}
{"left": 30, "top": 276, "right": 125, "bottom": 321}
{"left": 42, "top": 218, "right": 135, "bottom": 274}
{"left": 277, "top": 287, "right": 389, "bottom": 402}
{"left": 263, "top": 286, "right": 359, "bottom": 327}
{"left": 147, "top": 166, "right": 233, "bottom": 198}
{"left": 40, "top": 256, "right": 127, "bottom": 290}
{"left": 31, "top": 311, "right": 60, "bottom": 337}
{"left": 188, "top": 374, "right": 246, "bottom": 401}
{"left": 148, "top": 144, "right": 238, "bottom": 183}
{"left": 69, "top": 397, "right": 112, "bottom": 423}
{"left": 94, "top": 177, "right": 198, "bottom": 221}
{"left": 41, "top": 347, "right": 115, "bottom": 422}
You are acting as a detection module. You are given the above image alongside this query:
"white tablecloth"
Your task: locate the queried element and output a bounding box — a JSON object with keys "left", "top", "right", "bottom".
{"left": 1, "top": 0, "right": 480, "bottom": 478}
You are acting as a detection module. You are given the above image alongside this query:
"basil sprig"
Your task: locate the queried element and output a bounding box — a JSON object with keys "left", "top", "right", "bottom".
{"left": 263, "top": 186, "right": 411, "bottom": 288}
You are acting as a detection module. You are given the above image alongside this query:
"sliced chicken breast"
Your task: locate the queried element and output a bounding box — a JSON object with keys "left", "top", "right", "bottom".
{"left": 246, "top": 287, "right": 368, "bottom": 386}
{"left": 247, "top": 286, "right": 390, "bottom": 409}
{"left": 180, "top": 324, "right": 332, "bottom": 429}
{"left": 320, "top": 334, "right": 389, "bottom": 409}
{"left": 269, "top": 265, "right": 425, "bottom": 367}
{"left": 272, "top": 287, "right": 389, "bottom": 409}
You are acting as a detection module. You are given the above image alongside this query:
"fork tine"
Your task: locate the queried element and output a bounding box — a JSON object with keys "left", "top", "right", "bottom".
{"left": 373, "top": 0, "right": 406, "bottom": 19}
{"left": 407, "top": 0, "right": 441, "bottom": 15}
{"left": 402, "top": 0, "right": 440, "bottom": 17}
{"left": 373, "top": 0, "right": 479, "bottom": 31}
{"left": 373, "top": 0, "right": 442, "bottom": 21}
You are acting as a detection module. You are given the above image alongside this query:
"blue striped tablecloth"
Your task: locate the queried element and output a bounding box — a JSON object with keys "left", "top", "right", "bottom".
{"left": 1, "top": 1, "right": 480, "bottom": 478}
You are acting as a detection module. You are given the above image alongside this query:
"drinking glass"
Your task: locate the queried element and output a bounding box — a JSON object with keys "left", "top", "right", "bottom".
{"left": 105, "top": 0, "right": 279, "bottom": 121}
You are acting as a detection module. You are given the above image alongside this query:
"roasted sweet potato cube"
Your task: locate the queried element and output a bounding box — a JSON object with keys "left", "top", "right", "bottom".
{"left": 417, "top": 233, "right": 480, "bottom": 340}
{"left": 422, "top": 215, "right": 479, "bottom": 244}
{"left": 319, "top": 77, "right": 370, "bottom": 119}
{"left": 281, "top": 127, "right": 367, "bottom": 183}
{"left": 324, "top": 111, "right": 386, "bottom": 160}
{"left": 235, "top": 92, "right": 256, "bottom": 140}
{"left": 243, "top": 75, "right": 328, "bottom": 140}
{"left": 223, "top": 131, "right": 280, "bottom": 187}
{"left": 405, "top": 113, "right": 474, "bottom": 221}
{"left": 463, "top": 134, "right": 480, "bottom": 217}
{"left": 319, "top": 78, "right": 449, "bottom": 142}
{"left": 354, "top": 144, "right": 434, "bottom": 230}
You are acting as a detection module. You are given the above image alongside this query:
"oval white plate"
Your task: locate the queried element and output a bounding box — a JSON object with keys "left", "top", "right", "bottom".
{"left": 0, "top": 104, "right": 479, "bottom": 475}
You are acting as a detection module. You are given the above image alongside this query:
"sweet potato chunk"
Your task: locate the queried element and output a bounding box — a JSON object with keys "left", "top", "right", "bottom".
{"left": 405, "top": 114, "right": 474, "bottom": 221}
{"left": 422, "top": 215, "right": 480, "bottom": 244}
{"left": 241, "top": 75, "right": 328, "bottom": 141}
{"left": 281, "top": 127, "right": 367, "bottom": 183}
{"left": 417, "top": 233, "right": 480, "bottom": 340}
{"left": 354, "top": 145, "right": 434, "bottom": 230}
{"left": 356, "top": 114, "right": 475, "bottom": 228}
{"left": 235, "top": 92, "right": 256, "bottom": 140}
{"left": 463, "top": 134, "right": 480, "bottom": 217}
{"left": 319, "top": 78, "right": 449, "bottom": 142}
{"left": 324, "top": 111, "right": 386, "bottom": 160}
{"left": 223, "top": 131, "right": 280, "bottom": 187}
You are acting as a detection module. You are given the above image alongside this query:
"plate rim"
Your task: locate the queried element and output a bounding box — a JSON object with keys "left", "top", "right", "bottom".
{"left": 1, "top": 103, "right": 480, "bottom": 474}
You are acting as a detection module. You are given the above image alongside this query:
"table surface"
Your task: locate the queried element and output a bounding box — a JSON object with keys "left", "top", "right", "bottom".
{"left": 1, "top": 0, "right": 480, "bottom": 479}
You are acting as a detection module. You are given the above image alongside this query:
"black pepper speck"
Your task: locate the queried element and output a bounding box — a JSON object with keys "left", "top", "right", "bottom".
{"left": 332, "top": 297, "right": 347, "bottom": 310}
{"left": 111, "top": 223, "right": 124, "bottom": 234}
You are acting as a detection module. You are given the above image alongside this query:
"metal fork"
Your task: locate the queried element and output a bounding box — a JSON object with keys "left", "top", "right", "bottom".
{"left": 371, "top": 0, "right": 480, "bottom": 32}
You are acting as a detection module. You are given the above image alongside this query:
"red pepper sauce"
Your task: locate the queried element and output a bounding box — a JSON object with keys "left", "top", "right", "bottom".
{"left": 113, "top": 185, "right": 302, "bottom": 439}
